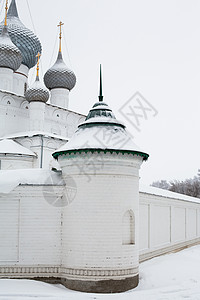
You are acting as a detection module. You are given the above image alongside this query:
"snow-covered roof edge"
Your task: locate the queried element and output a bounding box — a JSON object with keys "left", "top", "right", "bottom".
{"left": 0, "top": 139, "right": 36, "bottom": 156}
{"left": 0, "top": 169, "right": 64, "bottom": 194}
{"left": 140, "top": 184, "right": 200, "bottom": 204}
{"left": 0, "top": 131, "right": 69, "bottom": 141}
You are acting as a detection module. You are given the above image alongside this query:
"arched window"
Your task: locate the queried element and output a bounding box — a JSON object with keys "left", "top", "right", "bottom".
{"left": 122, "top": 210, "right": 135, "bottom": 245}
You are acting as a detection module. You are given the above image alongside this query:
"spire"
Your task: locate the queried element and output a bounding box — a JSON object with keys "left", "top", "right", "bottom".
{"left": 7, "top": 0, "right": 19, "bottom": 18}
{"left": 4, "top": 0, "right": 8, "bottom": 26}
{"left": 99, "top": 64, "right": 103, "bottom": 102}
{"left": 36, "top": 52, "right": 41, "bottom": 79}
{"left": 57, "top": 21, "right": 64, "bottom": 53}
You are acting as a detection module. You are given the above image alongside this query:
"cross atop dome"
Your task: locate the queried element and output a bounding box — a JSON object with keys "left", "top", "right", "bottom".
{"left": 57, "top": 21, "right": 64, "bottom": 53}
{"left": 44, "top": 22, "right": 76, "bottom": 93}
{"left": 4, "top": 0, "right": 8, "bottom": 26}
{"left": 36, "top": 52, "right": 41, "bottom": 78}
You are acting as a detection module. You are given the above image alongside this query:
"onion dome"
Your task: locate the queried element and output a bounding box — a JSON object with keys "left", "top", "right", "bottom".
{"left": 0, "top": 24, "right": 22, "bottom": 71}
{"left": 25, "top": 76, "right": 49, "bottom": 103}
{"left": 0, "top": 0, "right": 42, "bottom": 69}
{"left": 53, "top": 66, "right": 149, "bottom": 161}
{"left": 44, "top": 51, "right": 76, "bottom": 91}
{"left": 44, "top": 21, "right": 76, "bottom": 91}
{"left": 25, "top": 53, "right": 49, "bottom": 103}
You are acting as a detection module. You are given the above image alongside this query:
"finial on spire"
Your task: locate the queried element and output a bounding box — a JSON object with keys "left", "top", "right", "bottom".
{"left": 57, "top": 21, "right": 64, "bottom": 53}
{"left": 99, "top": 64, "right": 103, "bottom": 102}
{"left": 5, "top": 0, "right": 8, "bottom": 26}
{"left": 36, "top": 52, "right": 41, "bottom": 78}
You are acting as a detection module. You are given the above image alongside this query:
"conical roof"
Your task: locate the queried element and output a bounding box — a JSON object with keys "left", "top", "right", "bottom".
{"left": 0, "top": 0, "right": 42, "bottom": 69}
{"left": 44, "top": 51, "right": 76, "bottom": 91}
{"left": 53, "top": 100, "right": 148, "bottom": 160}
{"left": 0, "top": 24, "right": 22, "bottom": 71}
{"left": 25, "top": 75, "right": 49, "bottom": 103}
{"left": 53, "top": 67, "right": 148, "bottom": 160}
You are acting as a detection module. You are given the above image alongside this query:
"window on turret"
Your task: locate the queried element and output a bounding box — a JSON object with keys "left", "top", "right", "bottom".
{"left": 122, "top": 210, "right": 135, "bottom": 245}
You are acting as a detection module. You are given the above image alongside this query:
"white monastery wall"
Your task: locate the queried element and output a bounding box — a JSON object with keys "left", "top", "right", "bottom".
{"left": 0, "top": 156, "right": 34, "bottom": 170}
{"left": 0, "top": 179, "right": 199, "bottom": 279}
{"left": 0, "top": 91, "right": 85, "bottom": 138}
{"left": 15, "top": 135, "right": 65, "bottom": 170}
{"left": 139, "top": 191, "right": 200, "bottom": 261}
{"left": 0, "top": 185, "right": 62, "bottom": 278}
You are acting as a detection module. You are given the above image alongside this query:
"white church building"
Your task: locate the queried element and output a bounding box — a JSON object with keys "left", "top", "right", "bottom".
{"left": 0, "top": 0, "right": 200, "bottom": 293}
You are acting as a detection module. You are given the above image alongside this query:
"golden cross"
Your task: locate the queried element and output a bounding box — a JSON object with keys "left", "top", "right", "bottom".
{"left": 57, "top": 21, "right": 64, "bottom": 52}
{"left": 36, "top": 52, "right": 41, "bottom": 77}
{"left": 5, "top": 0, "right": 8, "bottom": 26}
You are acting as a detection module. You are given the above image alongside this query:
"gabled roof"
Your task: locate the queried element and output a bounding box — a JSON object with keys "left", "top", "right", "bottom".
{"left": 0, "top": 139, "right": 36, "bottom": 156}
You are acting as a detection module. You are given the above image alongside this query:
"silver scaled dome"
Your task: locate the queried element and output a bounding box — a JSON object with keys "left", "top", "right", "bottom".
{"left": 25, "top": 76, "right": 49, "bottom": 103}
{"left": 44, "top": 51, "right": 76, "bottom": 91}
{"left": 0, "top": 25, "right": 22, "bottom": 71}
{"left": 0, "top": 0, "right": 42, "bottom": 69}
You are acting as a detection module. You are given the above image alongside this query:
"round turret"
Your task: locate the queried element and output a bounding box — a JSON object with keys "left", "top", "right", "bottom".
{"left": 52, "top": 68, "right": 149, "bottom": 293}
{"left": 44, "top": 51, "right": 76, "bottom": 91}
{"left": 0, "top": 0, "right": 42, "bottom": 69}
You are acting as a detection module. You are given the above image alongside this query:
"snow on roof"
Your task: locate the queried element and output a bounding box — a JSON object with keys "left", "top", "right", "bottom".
{"left": 54, "top": 125, "right": 144, "bottom": 155}
{"left": 140, "top": 184, "right": 200, "bottom": 204}
{"left": 1, "top": 131, "right": 69, "bottom": 141}
{"left": 0, "top": 139, "right": 36, "bottom": 156}
{"left": 0, "top": 169, "right": 64, "bottom": 194}
{"left": 46, "top": 102, "right": 86, "bottom": 117}
{"left": 0, "top": 167, "right": 199, "bottom": 204}
{"left": 80, "top": 116, "right": 125, "bottom": 126}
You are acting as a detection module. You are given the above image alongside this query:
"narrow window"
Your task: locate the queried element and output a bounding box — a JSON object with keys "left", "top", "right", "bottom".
{"left": 122, "top": 210, "right": 135, "bottom": 245}
{"left": 24, "top": 83, "right": 27, "bottom": 94}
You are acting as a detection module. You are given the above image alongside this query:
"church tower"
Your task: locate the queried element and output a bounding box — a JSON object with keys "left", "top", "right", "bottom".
{"left": 25, "top": 53, "right": 49, "bottom": 131}
{"left": 53, "top": 67, "right": 149, "bottom": 293}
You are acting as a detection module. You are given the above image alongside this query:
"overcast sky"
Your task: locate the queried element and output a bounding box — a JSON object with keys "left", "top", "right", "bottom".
{"left": 2, "top": 0, "right": 200, "bottom": 185}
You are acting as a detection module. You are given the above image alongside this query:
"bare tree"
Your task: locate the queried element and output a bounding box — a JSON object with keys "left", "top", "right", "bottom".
{"left": 151, "top": 170, "right": 200, "bottom": 198}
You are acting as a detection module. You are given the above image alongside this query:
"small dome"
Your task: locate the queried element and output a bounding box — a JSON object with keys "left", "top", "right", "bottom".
{"left": 25, "top": 76, "right": 49, "bottom": 103}
{"left": 0, "top": 0, "right": 42, "bottom": 69}
{"left": 0, "top": 25, "right": 22, "bottom": 71}
{"left": 44, "top": 51, "right": 76, "bottom": 91}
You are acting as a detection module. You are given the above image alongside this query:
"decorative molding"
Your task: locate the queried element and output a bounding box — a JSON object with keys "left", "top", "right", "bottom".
{"left": 60, "top": 267, "right": 138, "bottom": 277}
{"left": 0, "top": 266, "right": 138, "bottom": 278}
{"left": 0, "top": 266, "right": 59, "bottom": 276}
{"left": 54, "top": 148, "right": 148, "bottom": 161}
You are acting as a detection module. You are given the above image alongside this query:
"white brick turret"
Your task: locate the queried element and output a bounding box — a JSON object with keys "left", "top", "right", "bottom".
{"left": 53, "top": 80, "right": 149, "bottom": 292}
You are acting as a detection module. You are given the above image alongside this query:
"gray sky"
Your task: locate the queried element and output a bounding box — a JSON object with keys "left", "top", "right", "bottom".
{"left": 2, "top": 0, "right": 200, "bottom": 185}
